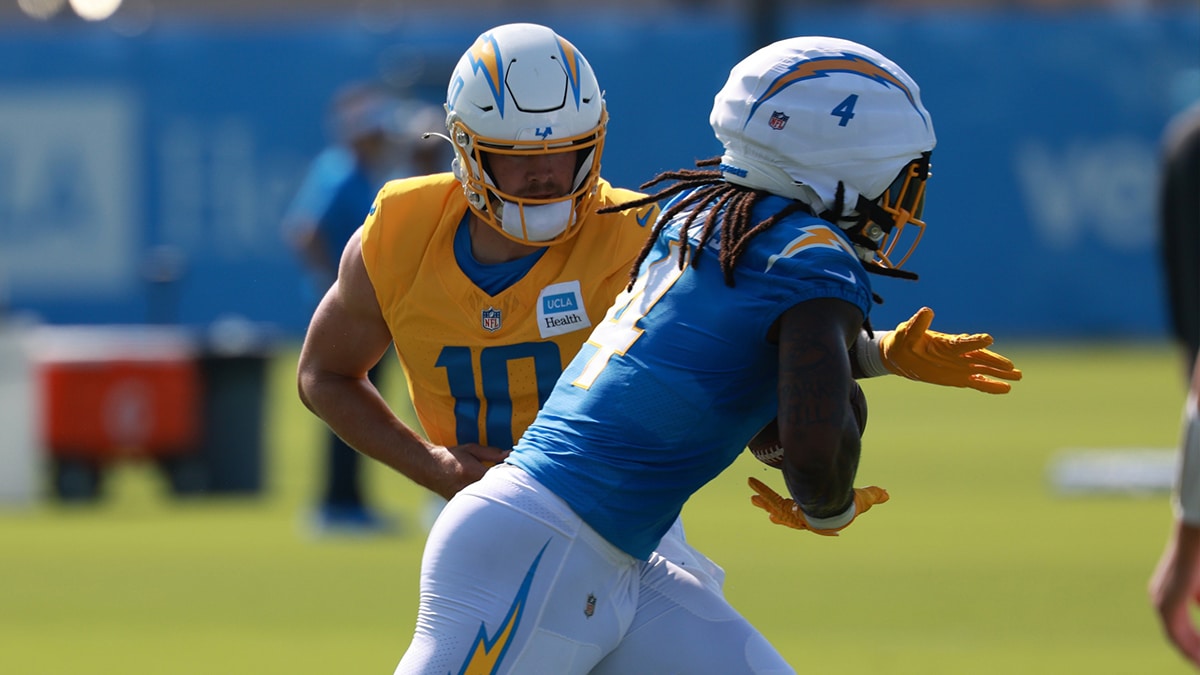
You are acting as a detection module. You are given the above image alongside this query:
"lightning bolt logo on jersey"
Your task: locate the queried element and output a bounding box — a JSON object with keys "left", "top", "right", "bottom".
{"left": 765, "top": 224, "right": 856, "bottom": 273}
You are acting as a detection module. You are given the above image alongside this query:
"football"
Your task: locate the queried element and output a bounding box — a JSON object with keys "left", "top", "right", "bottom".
{"left": 747, "top": 417, "right": 786, "bottom": 468}
{"left": 747, "top": 380, "right": 868, "bottom": 468}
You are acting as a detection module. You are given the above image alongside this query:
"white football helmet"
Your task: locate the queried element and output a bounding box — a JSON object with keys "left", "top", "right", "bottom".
{"left": 444, "top": 23, "right": 606, "bottom": 245}
{"left": 710, "top": 36, "right": 936, "bottom": 270}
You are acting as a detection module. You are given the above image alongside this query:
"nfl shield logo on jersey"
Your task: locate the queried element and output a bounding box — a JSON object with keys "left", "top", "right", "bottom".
{"left": 481, "top": 307, "right": 502, "bottom": 332}
{"left": 768, "top": 111, "right": 789, "bottom": 130}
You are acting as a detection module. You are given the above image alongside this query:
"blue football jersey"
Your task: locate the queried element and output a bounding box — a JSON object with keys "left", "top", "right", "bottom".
{"left": 507, "top": 190, "right": 874, "bottom": 560}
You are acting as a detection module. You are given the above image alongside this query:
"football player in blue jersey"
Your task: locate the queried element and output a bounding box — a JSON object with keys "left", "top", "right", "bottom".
{"left": 392, "top": 35, "right": 967, "bottom": 673}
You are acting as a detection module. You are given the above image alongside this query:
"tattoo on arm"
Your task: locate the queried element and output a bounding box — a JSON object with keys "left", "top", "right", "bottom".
{"left": 778, "top": 321, "right": 860, "bottom": 518}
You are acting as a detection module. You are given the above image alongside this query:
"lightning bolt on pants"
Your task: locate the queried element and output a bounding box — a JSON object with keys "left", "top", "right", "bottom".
{"left": 394, "top": 464, "right": 793, "bottom": 674}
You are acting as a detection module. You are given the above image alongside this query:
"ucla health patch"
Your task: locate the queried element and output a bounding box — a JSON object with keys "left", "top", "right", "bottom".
{"left": 537, "top": 280, "right": 590, "bottom": 339}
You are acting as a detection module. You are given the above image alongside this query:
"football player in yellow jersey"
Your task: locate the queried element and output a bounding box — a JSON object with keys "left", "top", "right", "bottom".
{"left": 298, "top": 23, "right": 664, "bottom": 503}
{"left": 296, "top": 25, "right": 1021, "bottom": 660}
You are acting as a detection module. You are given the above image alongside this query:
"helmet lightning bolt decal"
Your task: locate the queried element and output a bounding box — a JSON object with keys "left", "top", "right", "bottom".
{"left": 466, "top": 32, "right": 506, "bottom": 117}
{"left": 455, "top": 541, "right": 549, "bottom": 675}
{"left": 747, "top": 52, "right": 928, "bottom": 129}
{"left": 765, "top": 225, "right": 856, "bottom": 273}
{"left": 556, "top": 38, "right": 584, "bottom": 109}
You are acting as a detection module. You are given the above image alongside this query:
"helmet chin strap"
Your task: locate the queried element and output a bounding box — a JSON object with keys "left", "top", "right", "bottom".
{"left": 497, "top": 199, "right": 574, "bottom": 243}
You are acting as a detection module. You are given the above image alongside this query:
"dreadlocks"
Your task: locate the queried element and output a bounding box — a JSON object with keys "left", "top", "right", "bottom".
{"left": 597, "top": 157, "right": 914, "bottom": 303}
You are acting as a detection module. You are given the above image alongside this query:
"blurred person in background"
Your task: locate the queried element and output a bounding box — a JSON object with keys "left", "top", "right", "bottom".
{"left": 284, "top": 81, "right": 444, "bottom": 535}
{"left": 1151, "top": 353, "right": 1200, "bottom": 670}
{"left": 1158, "top": 101, "right": 1200, "bottom": 380}
{"left": 1150, "top": 100, "right": 1200, "bottom": 670}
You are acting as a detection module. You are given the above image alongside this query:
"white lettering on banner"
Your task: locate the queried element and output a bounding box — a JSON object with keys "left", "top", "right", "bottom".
{"left": 1013, "top": 137, "right": 1156, "bottom": 250}
{"left": 0, "top": 89, "right": 137, "bottom": 298}
{"left": 157, "top": 118, "right": 288, "bottom": 260}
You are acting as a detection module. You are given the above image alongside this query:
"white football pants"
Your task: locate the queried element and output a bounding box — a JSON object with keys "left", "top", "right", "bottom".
{"left": 394, "top": 463, "right": 794, "bottom": 674}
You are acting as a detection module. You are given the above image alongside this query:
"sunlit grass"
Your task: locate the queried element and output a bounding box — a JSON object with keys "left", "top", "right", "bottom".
{"left": 0, "top": 342, "right": 1192, "bottom": 673}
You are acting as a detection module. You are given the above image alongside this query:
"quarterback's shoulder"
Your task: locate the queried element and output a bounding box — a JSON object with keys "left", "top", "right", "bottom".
{"left": 376, "top": 172, "right": 460, "bottom": 202}
{"left": 361, "top": 172, "right": 463, "bottom": 302}
{"left": 363, "top": 172, "right": 463, "bottom": 254}
{"left": 591, "top": 178, "right": 659, "bottom": 232}
{"left": 367, "top": 173, "right": 463, "bottom": 236}
{"left": 593, "top": 178, "right": 647, "bottom": 208}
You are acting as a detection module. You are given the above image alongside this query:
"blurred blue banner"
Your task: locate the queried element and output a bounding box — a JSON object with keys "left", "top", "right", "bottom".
{"left": 0, "top": 9, "right": 1196, "bottom": 339}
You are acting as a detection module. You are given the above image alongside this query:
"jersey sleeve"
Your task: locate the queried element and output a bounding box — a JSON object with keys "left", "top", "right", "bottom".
{"left": 738, "top": 222, "right": 874, "bottom": 321}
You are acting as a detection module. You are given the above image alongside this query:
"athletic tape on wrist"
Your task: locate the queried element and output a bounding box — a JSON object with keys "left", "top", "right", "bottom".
{"left": 855, "top": 331, "right": 892, "bottom": 378}
{"left": 1176, "top": 396, "right": 1200, "bottom": 525}
{"left": 802, "top": 500, "right": 857, "bottom": 531}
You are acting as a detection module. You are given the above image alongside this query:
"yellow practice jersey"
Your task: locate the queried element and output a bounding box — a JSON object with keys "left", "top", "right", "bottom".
{"left": 360, "top": 173, "right": 658, "bottom": 450}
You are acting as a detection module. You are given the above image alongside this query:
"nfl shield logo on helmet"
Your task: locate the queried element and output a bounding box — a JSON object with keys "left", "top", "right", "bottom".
{"left": 481, "top": 307, "right": 502, "bottom": 332}
{"left": 769, "top": 111, "right": 789, "bottom": 130}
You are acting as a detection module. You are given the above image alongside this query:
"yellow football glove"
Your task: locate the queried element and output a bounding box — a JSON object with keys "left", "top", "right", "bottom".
{"left": 747, "top": 477, "right": 889, "bottom": 536}
{"left": 880, "top": 306, "right": 1022, "bottom": 394}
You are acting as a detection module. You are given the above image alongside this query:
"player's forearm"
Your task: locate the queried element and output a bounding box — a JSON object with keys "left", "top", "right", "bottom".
{"left": 1153, "top": 519, "right": 1200, "bottom": 617}
{"left": 781, "top": 426, "right": 859, "bottom": 520}
{"left": 1171, "top": 520, "right": 1200, "bottom": 573}
{"left": 298, "top": 372, "right": 438, "bottom": 485}
{"left": 779, "top": 365, "right": 863, "bottom": 519}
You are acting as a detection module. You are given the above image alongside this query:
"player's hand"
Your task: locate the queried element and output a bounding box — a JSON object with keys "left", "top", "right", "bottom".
{"left": 880, "top": 306, "right": 1022, "bottom": 394}
{"left": 747, "top": 477, "right": 888, "bottom": 536}
{"left": 1149, "top": 525, "right": 1200, "bottom": 668}
{"left": 431, "top": 444, "right": 509, "bottom": 499}
{"left": 1150, "top": 568, "right": 1200, "bottom": 668}
{"left": 454, "top": 442, "right": 509, "bottom": 468}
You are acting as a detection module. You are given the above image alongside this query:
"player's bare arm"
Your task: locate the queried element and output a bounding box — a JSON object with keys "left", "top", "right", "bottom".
{"left": 297, "top": 228, "right": 505, "bottom": 499}
{"left": 1149, "top": 354, "right": 1200, "bottom": 667}
{"left": 746, "top": 297, "right": 889, "bottom": 536}
{"left": 776, "top": 297, "right": 864, "bottom": 518}
{"left": 1150, "top": 521, "right": 1200, "bottom": 667}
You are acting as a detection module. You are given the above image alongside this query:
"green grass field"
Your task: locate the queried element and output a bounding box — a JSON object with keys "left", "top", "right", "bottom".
{"left": 1, "top": 342, "right": 1193, "bottom": 673}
